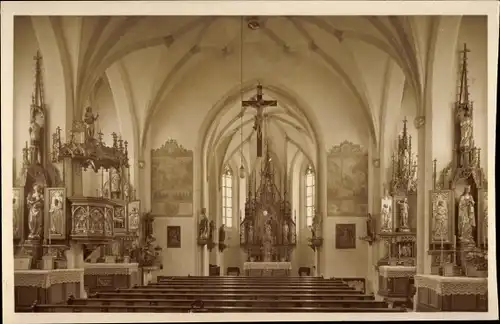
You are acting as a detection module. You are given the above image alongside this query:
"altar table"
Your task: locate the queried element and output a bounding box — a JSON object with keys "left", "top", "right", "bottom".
{"left": 15, "top": 268, "right": 84, "bottom": 309}
{"left": 415, "top": 274, "right": 488, "bottom": 311}
{"left": 243, "top": 262, "right": 292, "bottom": 277}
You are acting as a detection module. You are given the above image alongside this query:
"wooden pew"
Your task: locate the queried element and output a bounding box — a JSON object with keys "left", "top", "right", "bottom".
{"left": 145, "top": 283, "right": 352, "bottom": 289}
{"left": 93, "top": 291, "right": 375, "bottom": 301}
{"left": 70, "top": 297, "right": 390, "bottom": 308}
{"left": 158, "top": 276, "right": 333, "bottom": 282}
{"left": 117, "top": 287, "right": 361, "bottom": 294}
{"left": 30, "top": 303, "right": 407, "bottom": 313}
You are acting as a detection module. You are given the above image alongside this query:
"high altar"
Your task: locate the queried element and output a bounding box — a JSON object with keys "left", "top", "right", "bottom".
{"left": 239, "top": 145, "right": 296, "bottom": 276}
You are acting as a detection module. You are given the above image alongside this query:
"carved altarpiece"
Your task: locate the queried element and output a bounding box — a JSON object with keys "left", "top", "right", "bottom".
{"left": 378, "top": 119, "right": 418, "bottom": 268}
{"left": 430, "top": 44, "right": 487, "bottom": 277}
{"left": 13, "top": 52, "right": 68, "bottom": 269}
{"left": 240, "top": 145, "right": 296, "bottom": 262}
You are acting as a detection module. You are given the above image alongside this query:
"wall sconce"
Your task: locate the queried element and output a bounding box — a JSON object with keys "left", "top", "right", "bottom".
{"left": 138, "top": 160, "right": 145, "bottom": 169}
{"left": 239, "top": 165, "right": 245, "bottom": 179}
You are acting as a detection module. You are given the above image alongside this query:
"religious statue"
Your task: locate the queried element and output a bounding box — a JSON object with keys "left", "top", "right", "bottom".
{"left": 380, "top": 190, "right": 393, "bottom": 232}
{"left": 458, "top": 108, "right": 473, "bottom": 149}
{"left": 457, "top": 186, "right": 475, "bottom": 244}
{"left": 110, "top": 167, "right": 121, "bottom": 199}
{"left": 13, "top": 196, "right": 20, "bottom": 238}
{"left": 29, "top": 102, "right": 45, "bottom": 164}
{"left": 242, "top": 84, "right": 277, "bottom": 157}
{"left": 398, "top": 198, "right": 410, "bottom": 230}
{"left": 482, "top": 193, "right": 488, "bottom": 245}
{"left": 247, "top": 223, "right": 254, "bottom": 244}
{"left": 74, "top": 208, "right": 88, "bottom": 233}
{"left": 400, "top": 147, "right": 410, "bottom": 177}
{"left": 198, "top": 208, "right": 209, "bottom": 240}
{"left": 83, "top": 106, "right": 99, "bottom": 142}
{"left": 49, "top": 190, "right": 64, "bottom": 235}
{"left": 27, "top": 183, "right": 44, "bottom": 240}
{"left": 311, "top": 213, "right": 322, "bottom": 239}
{"left": 366, "top": 213, "right": 375, "bottom": 239}
{"left": 432, "top": 199, "right": 449, "bottom": 241}
{"left": 208, "top": 220, "right": 216, "bottom": 243}
{"left": 218, "top": 224, "right": 226, "bottom": 244}
{"left": 282, "top": 222, "right": 289, "bottom": 244}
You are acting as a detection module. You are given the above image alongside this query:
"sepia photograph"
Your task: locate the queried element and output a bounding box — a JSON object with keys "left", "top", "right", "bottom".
{"left": 1, "top": 1, "right": 498, "bottom": 323}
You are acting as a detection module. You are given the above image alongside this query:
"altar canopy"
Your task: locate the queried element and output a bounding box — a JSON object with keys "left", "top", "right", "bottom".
{"left": 240, "top": 144, "right": 296, "bottom": 262}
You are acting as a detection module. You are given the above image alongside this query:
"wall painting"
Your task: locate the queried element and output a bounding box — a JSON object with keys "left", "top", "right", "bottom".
{"left": 151, "top": 139, "right": 193, "bottom": 217}
{"left": 327, "top": 141, "right": 368, "bottom": 216}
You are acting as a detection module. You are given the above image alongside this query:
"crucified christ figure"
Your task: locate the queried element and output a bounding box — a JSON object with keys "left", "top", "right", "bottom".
{"left": 242, "top": 83, "right": 277, "bottom": 157}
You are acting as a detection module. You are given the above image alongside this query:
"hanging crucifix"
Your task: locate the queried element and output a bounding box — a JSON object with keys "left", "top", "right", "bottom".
{"left": 242, "top": 83, "right": 277, "bottom": 157}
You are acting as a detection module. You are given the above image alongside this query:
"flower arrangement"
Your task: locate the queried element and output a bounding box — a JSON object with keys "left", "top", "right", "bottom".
{"left": 465, "top": 249, "right": 488, "bottom": 272}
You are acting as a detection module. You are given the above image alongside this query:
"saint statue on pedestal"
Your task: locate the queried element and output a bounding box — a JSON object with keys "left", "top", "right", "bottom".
{"left": 398, "top": 198, "right": 410, "bottom": 230}
{"left": 458, "top": 186, "right": 475, "bottom": 244}
{"left": 458, "top": 109, "right": 473, "bottom": 149}
{"left": 198, "top": 208, "right": 209, "bottom": 240}
{"left": 380, "top": 190, "right": 393, "bottom": 232}
{"left": 84, "top": 106, "right": 99, "bottom": 142}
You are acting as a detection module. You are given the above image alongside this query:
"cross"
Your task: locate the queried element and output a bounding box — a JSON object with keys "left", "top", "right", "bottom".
{"left": 242, "top": 83, "right": 277, "bottom": 157}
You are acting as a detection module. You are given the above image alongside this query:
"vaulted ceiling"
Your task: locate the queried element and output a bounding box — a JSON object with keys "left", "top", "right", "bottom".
{"left": 31, "top": 16, "right": 431, "bottom": 165}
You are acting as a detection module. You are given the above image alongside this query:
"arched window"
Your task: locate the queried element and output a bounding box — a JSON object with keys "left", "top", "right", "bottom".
{"left": 305, "top": 165, "right": 315, "bottom": 227}
{"left": 222, "top": 166, "right": 233, "bottom": 228}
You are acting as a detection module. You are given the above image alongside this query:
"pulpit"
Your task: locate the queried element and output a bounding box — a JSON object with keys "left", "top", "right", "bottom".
{"left": 243, "top": 262, "right": 292, "bottom": 277}
{"left": 415, "top": 274, "right": 488, "bottom": 311}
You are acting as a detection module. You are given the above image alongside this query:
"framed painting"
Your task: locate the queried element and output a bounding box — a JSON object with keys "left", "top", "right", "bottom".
{"left": 13, "top": 187, "right": 24, "bottom": 240}
{"left": 335, "top": 224, "right": 356, "bottom": 249}
{"left": 127, "top": 200, "right": 141, "bottom": 232}
{"left": 428, "top": 190, "right": 454, "bottom": 245}
{"left": 477, "top": 189, "right": 488, "bottom": 246}
{"left": 44, "top": 187, "right": 67, "bottom": 240}
{"left": 167, "top": 226, "right": 181, "bottom": 248}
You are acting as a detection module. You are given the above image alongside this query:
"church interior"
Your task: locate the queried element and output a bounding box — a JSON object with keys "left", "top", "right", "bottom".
{"left": 10, "top": 15, "right": 492, "bottom": 314}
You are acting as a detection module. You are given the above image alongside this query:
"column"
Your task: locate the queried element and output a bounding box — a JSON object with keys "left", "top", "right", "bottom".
{"left": 202, "top": 245, "right": 209, "bottom": 276}
{"left": 415, "top": 115, "right": 432, "bottom": 275}
{"left": 314, "top": 250, "right": 319, "bottom": 276}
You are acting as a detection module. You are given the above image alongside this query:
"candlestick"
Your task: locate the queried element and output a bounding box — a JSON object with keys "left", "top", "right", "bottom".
{"left": 440, "top": 233, "right": 444, "bottom": 267}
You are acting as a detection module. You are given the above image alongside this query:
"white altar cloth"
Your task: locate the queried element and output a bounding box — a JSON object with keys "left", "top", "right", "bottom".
{"left": 243, "top": 262, "right": 292, "bottom": 271}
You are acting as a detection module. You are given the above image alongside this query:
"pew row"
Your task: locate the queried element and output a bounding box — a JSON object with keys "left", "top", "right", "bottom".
{"left": 93, "top": 292, "right": 374, "bottom": 300}
{"left": 29, "top": 303, "right": 407, "bottom": 313}
{"left": 69, "top": 297, "right": 389, "bottom": 308}
{"left": 118, "top": 287, "right": 361, "bottom": 294}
